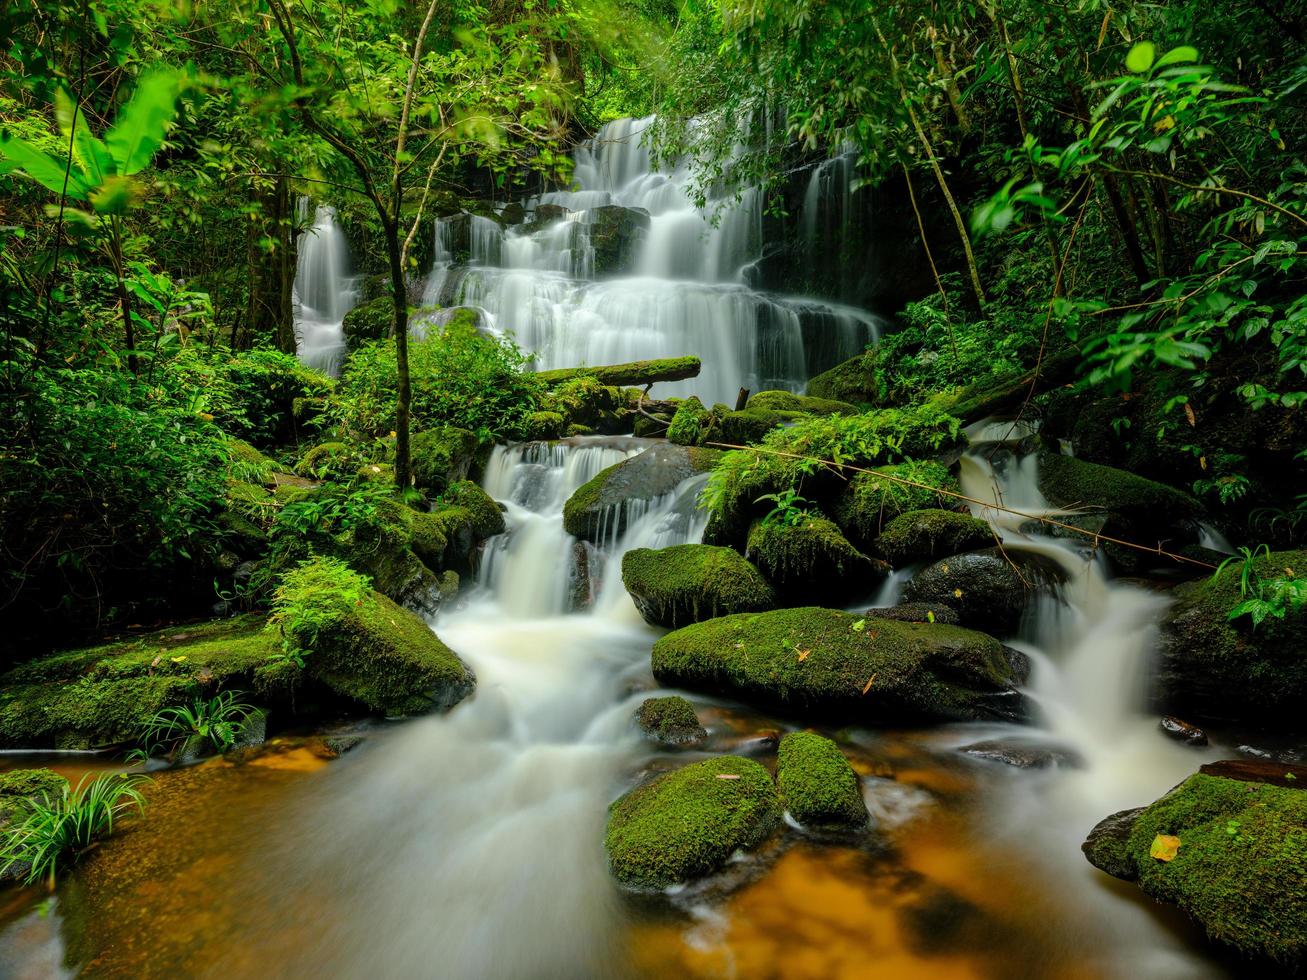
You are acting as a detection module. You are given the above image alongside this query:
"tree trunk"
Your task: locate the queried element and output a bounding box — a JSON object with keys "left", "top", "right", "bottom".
{"left": 385, "top": 217, "right": 413, "bottom": 492}
{"left": 275, "top": 177, "right": 297, "bottom": 355}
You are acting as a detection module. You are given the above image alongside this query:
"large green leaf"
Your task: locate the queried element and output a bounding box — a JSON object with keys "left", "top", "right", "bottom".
{"left": 104, "top": 68, "right": 185, "bottom": 176}
{"left": 55, "top": 88, "right": 116, "bottom": 187}
{"left": 0, "top": 138, "right": 91, "bottom": 199}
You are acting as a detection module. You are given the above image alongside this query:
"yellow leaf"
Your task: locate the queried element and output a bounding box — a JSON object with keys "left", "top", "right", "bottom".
{"left": 170, "top": 655, "right": 187, "bottom": 663}
{"left": 716, "top": 774, "right": 741, "bottom": 780}
{"left": 796, "top": 648, "right": 810, "bottom": 662}
{"left": 953, "top": 588, "right": 964, "bottom": 599}
{"left": 861, "top": 674, "right": 877, "bottom": 695}
{"left": 1183, "top": 402, "right": 1196, "bottom": 426}
{"left": 1150, "top": 834, "right": 1181, "bottom": 862}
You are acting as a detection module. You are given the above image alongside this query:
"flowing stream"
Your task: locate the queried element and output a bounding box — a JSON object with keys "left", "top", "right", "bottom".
{"left": 293, "top": 202, "right": 358, "bottom": 377}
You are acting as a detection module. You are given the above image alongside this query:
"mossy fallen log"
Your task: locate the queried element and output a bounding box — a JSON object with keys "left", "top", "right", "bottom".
{"left": 535, "top": 356, "right": 700, "bottom": 388}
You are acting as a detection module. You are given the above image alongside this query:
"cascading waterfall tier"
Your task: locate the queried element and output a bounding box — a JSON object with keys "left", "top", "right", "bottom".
{"left": 293, "top": 202, "right": 359, "bottom": 377}
{"left": 424, "top": 115, "right": 883, "bottom": 402}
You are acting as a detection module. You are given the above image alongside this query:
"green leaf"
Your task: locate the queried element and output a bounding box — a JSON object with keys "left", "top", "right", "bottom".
{"left": 1126, "top": 42, "right": 1157, "bottom": 74}
{"left": 1155, "top": 46, "right": 1200, "bottom": 69}
{"left": 105, "top": 69, "right": 184, "bottom": 176}
{"left": 55, "top": 88, "right": 115, "bottom": 186}
{"left": 0, "top": 138, "right": 91, "bottom": 199}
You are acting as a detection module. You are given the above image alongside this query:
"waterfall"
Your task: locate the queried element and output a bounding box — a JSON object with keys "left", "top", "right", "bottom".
{"left": 422, "top": 116, "right": 883, "bottom": 403}
{"left": 293, "top": 202, "right": 358, "bottom": 377}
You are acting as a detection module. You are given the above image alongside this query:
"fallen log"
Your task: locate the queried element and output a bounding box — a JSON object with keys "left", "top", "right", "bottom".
{"left": 535, "top": 356, "right": 700, "bottom": 388}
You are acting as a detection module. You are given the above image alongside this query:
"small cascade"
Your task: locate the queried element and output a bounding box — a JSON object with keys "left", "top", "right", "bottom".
{"left": 422, "top": 116, "right": 883, "bottom": 403}
{"left": 293, "top": 202, "right": 359, "bottom": 376}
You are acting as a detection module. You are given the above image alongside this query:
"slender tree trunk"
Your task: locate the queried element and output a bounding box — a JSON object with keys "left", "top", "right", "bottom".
{"left": 110, "top": 219, "right": 137, "bottom": 374}
{"left": 928, "top": 26, "right": 969, "bottom": 133}
{"left": 384, "top": 218, "right": 412, "bottom": 491}
{"left": 275, "top": 177, "right": 297, "bottom": 354}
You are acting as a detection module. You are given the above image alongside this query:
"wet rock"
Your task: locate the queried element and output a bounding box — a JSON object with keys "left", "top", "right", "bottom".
{"left": 622, "top": 544, "right": 775, "bottom": 628}
{"left": 873, "top": 602, "right": 960, "bottom": 626}
{"left": 1155, "top": 548, "right": 1307, "bottom": 727}
{"left": 776, "top": 732, "right": 869, "bottom": 829}
{"left": 875, "top": 509, "right": 994, "bottom": 568}
{"left": 635, "top": 696, "right": 708, "bottom": 748}
{"left": 584, "top": 205, "right": 651, "bottom": 275}
{"left": 322, "top": 733, "right": 366, "bottom": 757}
{"left": 832, "top": 461, "right": 961, "bottom": 551}
{"left": 719, "top": 730, "right": 781, "bottom": 756}
{"left": 747, "top": 516, "right": 887, "bottom": 605}
{"left": 1159, "top": 716, "right": 1209, "bottom": 746}
{"left": 1081, "top": 768, "right": 1307, "bottom": 965}
{"left": 652, "top": 607, "right": 1028, "bottom": 725}
{"left": 562, "top": 443, "right": 721, "bottom": 542}
{"left": 568, "top": 540, "right": 596, "bottom": 612}
{"left": 1199, "top": 758, "right": 1307, "bottom": 788}
{"left": 604, "top": 756, "right": 781, "bottom": 889}
{"left": 959, "top": 739, "right": 1084, "bottom": 769}
{"left": 902, "top": 547, "right": 1064, "bottom": 636}
{"left": 1082, "top": 806, "right": 1145, "bottom": 880}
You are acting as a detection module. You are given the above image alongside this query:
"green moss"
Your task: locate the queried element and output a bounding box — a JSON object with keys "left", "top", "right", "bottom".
{"left": 1159, "top": 549, "right": 1307, "bottom": 724}
{"left": 604, "top": 755, "right": 781, "bottom": 889}
{"left": 634, "top": 695, "right": 707, "bottom": 746}
{"left": 666, "top": 396, "right": 718, "bottom": 447}
{"left": 621, "top": 544, "right": 776, "bottom": 628}
{"left": 833, "top": 461, "right": 961, "bottom": 549}
{"left": 805, "top": 351, "right": 879, "bottom": 405}
{"left": 746, "top": 515, "right": 880, "bottom": 602}
{"left": 875, "top": 509, "right": 993, "bottom": 566}
{"left": 0, "top": 615, "right": 277, "bottom": 748}
{"left": 522, "top": 411, "right": 565, "bottom": 441}
{"left": 1036, "top": 450, "right": 1202, "bottom": 522}
{"left": 1123, "top": 773, "right": 1307, "bottom": 965}
{"left": 776, "top": 732, "right": 868, "bottom": 828}
{"left": 718, "top": 408, "right": 805, "bottom": 445}
{"left": 536, "top": 356, "right": 701, "bottom": 388}
{"left": 747, "top": 390, "right": 858, "bottom": 417}
{"left": 342, "top": 295, "right": 394, "bottom": 349}
{"left": 436, "top": 480, "right": 506, "bottom": 539}
{"left": 410, "top": 427, "right": 479, "bottom": 493}
{"left": 0, "top": 769, "right": 68, "bottom": 801}
{"left": 546, "top": 375, "right": 620, "bottom": 428}
{"left": 652, "top": 607, "right": 1021, "bottom": 723}
{"left": 563, "top": 444, "right": 722, "bottom": 541}
{"left": 295, "top": 441, "right": 358, "bottom": 481}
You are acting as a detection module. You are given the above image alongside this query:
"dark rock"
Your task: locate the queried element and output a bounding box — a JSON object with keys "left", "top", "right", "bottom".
{"left": 562, "top": 443, "right": 721, "bottom": 542}
{"left": 902, "top": 548, "right": 1042, "bottom": 636}
{"left": 1081, "top": 806, "right": 1145, "bottom": 880}
{"left": 1159, "top": 716, "right": 1209, "bottom": 746}
{"left": 874, "top": 602, "right": 961, "bottom": 626}
{"left": 1199, "top": 758, "right": 1307, "bottom": 788}
{"left": 583, "top": 205, "right": 650, "bottom": 275}
{"left": 960, "top": 739, "right": 1084, "bottom": 769}
{"left": 875, "top": 509, "right": 994, "bottom": 568}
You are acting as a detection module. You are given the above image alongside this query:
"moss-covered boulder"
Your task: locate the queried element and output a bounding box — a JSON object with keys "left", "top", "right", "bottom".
{"left": 634, "top": 696, "right": 708, "bottom": 748}
{"left": 747, "top": 390, "right": 858, "bottom": 417}
{"left": 522, "top": 410, "right": 565, "bottom": 441}
{"left": 295, "top": 441, "right": 363, "bottom": 481}
{"left": 833, "top": 461, "right": 961, "bottom": 551}
{"left": 1082, "top": 764, "right": 1307, "bottom": 967}
{"left": 901, "top": 548, "right": 1053, "bottom": 636}
{"left": 666, "top": 396, "right": 719, "bottom": 447}
{"left": 875, "top": 509, "right": 993, "bottom": 567}
{"left": 1036, "top": 450, "right": 1203, "bottom": 569}
{"left": 563, "top": 444, "right": 721, "bottom": 543}
{"left": 776, "top": 732, "right": 868, "bottom": 829}
{"left": 652, "top": 607, "right": 1027, "bottom": 724}
{"left": 718, "top": 408, "right": 806, "bottom": 445}
{"left": 604, "top": 756, "right": 781, "bottom": 888}
{"left": 410, "top": 427, "right": 480, "bottom": 493}
{"left": 1156, "top": 549, "right": 1307, "bottom": 726}
{"left": 621, "top": 544, "right": 776, "bottom": 628}
{"left": 805, "top": 350, "right": 878, "bottom": 405}
{"left": 747, "top": 516, "right": 887, "bottom": 604}
{"left": 341, "top": 295, "right": 393, "bottom": 350}
{"left": 0, "top": 768, "right": 69, "bottom": 822}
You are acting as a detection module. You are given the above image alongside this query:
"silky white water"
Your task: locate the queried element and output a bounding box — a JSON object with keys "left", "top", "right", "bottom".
{"left": 956, "top": 441, "right": 1222, "bottom": 978}
{"left": 293, "top": 202, "right": 358, "bottom": 377}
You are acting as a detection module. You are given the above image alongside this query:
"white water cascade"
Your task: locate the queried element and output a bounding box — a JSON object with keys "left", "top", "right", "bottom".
{"left": 955, "top": 439, "right": 1224, "bottom": 979}
{"left": 424, "top": 116, "right": 882, "bottom": 402}
{"left": 293, "top": 202, "right": 358, "bottom": 376}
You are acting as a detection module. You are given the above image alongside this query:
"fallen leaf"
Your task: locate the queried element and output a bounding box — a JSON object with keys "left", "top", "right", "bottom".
{"left": 170, "top": 655, "right": 187, "bottom": 663}
{"left": 716, "top": 774, "right": 741, "bottom": 780}
{"left": 953, "top": 588, "right": 964, "bottom": 599}
{"left": 1150, "top": 834, "right": 1181, "bottom": 862}
{"left": 1183, "top": 402, "right": 1196, "bottom": 426}
{"left": 851, "top": 618, "right": 866, "bottom": 632}
{"left": 150, "top": 656, "right": 161, "bottom": 668}
{"left": 861, "top": 674, "right": 877, "bottom": 695}
{"left": 797, "top": 648, "right": 810, "bottom": 662}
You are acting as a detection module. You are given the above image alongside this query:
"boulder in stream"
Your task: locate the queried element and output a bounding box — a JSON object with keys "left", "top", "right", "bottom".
{"left": 634, "top": 696, "right": 708, "bottom": 748}
{"left": 832, "top": 461, "right": 961, "bottom": 551}
{"left": 901, "top": 547, "right": 1063, "bottom": 637}
{"left": 605, "top": 755, "right": 781, "bottom": 889}
{"left": 622, "top": 544, "right": 776, "bottom": 628}
{"left": 652, "top": 607, "right": 1028, "bottom": 724}
{"left": 747, "top": 515, "right": 888, "bottom": 604}
{"left": 1082, "top": 762, "right": 1307, "bottom": 967}
{"left": 875, "top": 509, "right": 994, "bottom": 568}
{"left": 776, "top": 732, "right": 869, "bottom": 829}
{"left": 562, "top": 443, "right": 720, "bottom": 543}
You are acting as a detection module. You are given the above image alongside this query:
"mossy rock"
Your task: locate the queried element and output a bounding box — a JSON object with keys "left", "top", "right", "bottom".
{"left": 342, "top": 295, "right": 393, "bottom": 349}
{"left": 833, "top": 461, "right": 961, "bottom": 551}
{"left": 297, "top": 586, "right": 475, "bottom": 716}
{"left": 436, "top": 480, "right": 505, "bottom": 540}
{"left": 652, "top": 607, "right": 1027, "bottom": 724}
{"left": 666, "top": 396, "right": 720, "bottom": 447}
{"left": 718, "top": 408, "right": 806, "bottom": 446}
{"left": 410, "top": 427, "right": 480, "bottom": 493}
{"left": 621, "top": 544, "right": 776, "bottom": 628}
{"left": 604, "top": 756, "right": 780, "bottom": 889}
{"left": 746, "top": 516, "right": 886, "bottom": 604}
{"left": 1083, "top": 768, "right": 1307, "bottom": 967}
{"left": 544, "top": 375, "right": 621, "bottom": 428}
{"left": 0, "top": 615, "right": 281, "bottom": 749}
{"left": 634, "top": 696, "right": 707, "bottom": 748}
{"left": 776, "top": 732, "right": 868, "bottom": 829}
{"left": 875, "top": 509, "right": 993, "bottom": 567}
{"left": 522, "top": 411, "right": 565, "bottom": 441}
{"left": 902, "top": 548, "right": 1055, "bottom": 636}
{"left": 0, "top": 768, "right": 68, "bottom": 804}
{"left": 1156, "top": 548, "right": 1307, "bottom": 726}
{"left": 295, "top": 441, "right": 361, "bottom": 481}
{"left": 747, "top": 390, "right": 858, "bottom": 417}
{"left": 563, "top": 444, "right": 721, "bottom": 543}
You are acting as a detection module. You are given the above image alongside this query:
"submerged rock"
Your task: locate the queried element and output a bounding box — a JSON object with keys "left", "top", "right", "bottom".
{"left": 1155, "top": 548, "right": 1307, "bottom": 727}
{"left": 746, "top": 516, "right": 887, "bottom": 604}
{"left": 562, "top": 443, "right": 720, "bottom": 542}
{"left": 960, "top": 739, "right": 1084, "bottom": 769}
{"left": 622, "top": 544, "right": 775, "bottom": 628}
{"left": 1159, "top": 716, "right": 1209, "bottom": 746}
{"left": 875, "top": 509, "right": 993, "bottom": 568}
{"left": 605, "top": 755, "right": 781, "bottom": 889}
{"left": 652, "top": 607, "right": 1027, "bottom": 724}
{"left": 1081, "top": 767, "right": 1307, "bottom": 967}
{"left": 776, "top": 732, "right": 868, "bottom": 829}
{"left": 635, "top": 696, "right": 708, "bottom": 748}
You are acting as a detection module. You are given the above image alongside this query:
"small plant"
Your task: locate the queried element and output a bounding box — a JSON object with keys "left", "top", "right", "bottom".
{"left": 1214, "top": 545, "right": 1307, "bottom": 627}
{"left": 0, "top": 773, "right": 149, "bottom": 887}
{"left": 755, "top": 488, "right": 811, "bottom": 528}
{"left": 272, "top": 482, "right": 394, "bottom": 538}
{"left": 268, "top": 557, "right": 374, "bottom": 664}
{"left": 140, "top": 691, "right": 258, "bottom": 759}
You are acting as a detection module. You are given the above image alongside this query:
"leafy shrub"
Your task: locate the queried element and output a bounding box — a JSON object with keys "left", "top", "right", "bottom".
{"left": 269, "top": 557, "right": 374, "bottom": 660}
{"left": 139, "top": 691, "right": 259, "bottom": 759}
{"left": 331, "top": 327, "right": 543, "bottom": 441}
{"left": 0, "top": 773, "right": 149, "bottom": 886}
{"left": 1216, "top": 545, "right": 1307, "bottom": 627}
